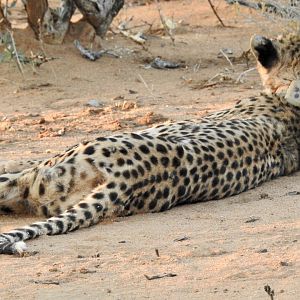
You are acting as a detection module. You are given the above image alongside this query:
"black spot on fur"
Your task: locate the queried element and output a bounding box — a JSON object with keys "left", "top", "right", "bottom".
{"left": 93, "top": 192, "right": 104, "bottom": 199}
{"left": 150, "top": 156, "right": 158, "bottom": 165}
{"left": 160, "top": 157, "right": 169, "bottom": 167}
{"left": 79, "top": 203, "right": 89, "bottom": 209}
{"left": 131, "top": 133, "right": 144, "bottom": 140}
{"left": 156, "top": 144, "right": 168, "bottom": 154}
{"left": 172, "top": 157, "right": 181, "bottom": 168}
{"left": 123, "top": 170, "right": 131, "bottom": 179}
{"left": 109, "top": 192, "right": 118, "bottom": 202}
{"left": 139, "top": 145, "right": 150, "bottom": 154}
{"left": 149, "top": 199, "right": 158, "bottom": 210}
{"left": 178, "top": 185, "right": 186, "bottom": 197}
{"left": 84, "top": 211, "right": 92, "bottom": 220}
{"left": 137, "top": 165, "right": 145, "bottom": 176}
{"left": 176, "top": 146, "right": 184, "bottom": 158}
{"left": 84, "top": 146, "right": 95, "bottom": 155}
{"left": 117, "top": 158, "right": 125, "bottom": 166}
{"left": 245, "top": 156, "right": 252, "bottom": 165}
{"left": 134, "top": 152, "right": 142, "bottom": 161}
{"left": 102, "top": 148, "right": 111, "bottom": 157}
{"left": 160, "top": 202, "right": 169, "bottom": 212}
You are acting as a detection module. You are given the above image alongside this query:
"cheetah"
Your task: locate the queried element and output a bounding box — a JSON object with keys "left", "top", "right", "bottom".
{"left": 1, "top": 33, "right": 300, "bottom": 255}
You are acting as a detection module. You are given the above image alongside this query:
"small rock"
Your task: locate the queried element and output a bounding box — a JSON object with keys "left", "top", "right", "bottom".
{"left": 38, "top": 118, "right": 46, "bottom": 124}
{"left": 259, "top": 193, "right": 270, "bottom": 199}
{"left": 28, "top": 113, "right": 40, "bottom": 117}
{"left": 286, "top": 191, "right": 300, "bottom": 196}
{"left": 87, "top": 99, "right": 104, "bottom": 107}
{"left": 56, "top": 128, "right": 66, "bottom": 136}
{"left": 256, "top": 248, "right": 268, "bottom": 253}
{"left": 49, "top": 268, "right": 58, "bottom": 272}
{"left": 128, "top": 89, "right": 138, "bottom": 94}
{"left": 112, "top": 95, "right": 124, "bottom": 101}
{"left": 79, "top": 268, "right": 96, "bottom": 274}
{"left": 280, "top": 261, "right": 289, "bottom": 266}
{"left": 0, "top": 121, "right": 11, "bottom": 131}
{"left": 245, "top": 216, "right": 260, "bottom": 223}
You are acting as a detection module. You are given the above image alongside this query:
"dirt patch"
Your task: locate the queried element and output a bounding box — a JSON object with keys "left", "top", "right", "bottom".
{"left": 0, "top": 1, "right": 299, "bottom": 299}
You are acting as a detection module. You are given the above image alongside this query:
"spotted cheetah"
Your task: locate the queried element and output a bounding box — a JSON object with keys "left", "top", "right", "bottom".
{"left": 1, "top": 33, "right": 300, "bottom": 255}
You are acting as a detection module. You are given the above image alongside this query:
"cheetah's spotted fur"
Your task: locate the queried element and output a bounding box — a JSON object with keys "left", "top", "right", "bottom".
{"left": 0, "top": 33, "right": 300, "bottom": 255}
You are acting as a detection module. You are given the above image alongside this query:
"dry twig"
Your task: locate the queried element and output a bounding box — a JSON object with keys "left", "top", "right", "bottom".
{"left": 155, "top": 0, "right": 175, "bottom": 44}
{"left": 144, "top": 273, "right": 177, "bottom": 280}
{"left": 219, "top": 48, "right": 234, "bottom": 69}
{"left": 7, "top": 29, "right": 24, "bottom": 75}
{"left": 235, "top": 67, "right": 255, "bottom": 83}
{"left": 264, "top": 285, "right": 275, "bottom": 300}
{"left": 207, "top": 0, "right": 226, "bottom": 27}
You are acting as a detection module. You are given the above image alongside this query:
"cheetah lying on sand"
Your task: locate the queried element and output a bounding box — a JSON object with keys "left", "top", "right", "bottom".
{"left": 0, "top": 33, "right": 300, "bottom": 255}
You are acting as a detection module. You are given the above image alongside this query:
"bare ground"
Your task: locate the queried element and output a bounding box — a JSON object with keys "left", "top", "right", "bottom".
{"left": 0, "top": 1, "right": 299, "bottom": 299}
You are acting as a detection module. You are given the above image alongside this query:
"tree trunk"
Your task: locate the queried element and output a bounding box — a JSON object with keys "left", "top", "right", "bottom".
{"left": 23, "top": 0, "right": 75, "bottom": 44}
{"left": 0, "top": 1, "right": 11, "bottom": 30}
{"left": 73, "top": 0, "right": 124, "bottom": 38}
{"left": 22, "top": 0, "right": 48, "bottom": 38}
{"left": 22, "top": 0, "right": 124, "bottom": 44}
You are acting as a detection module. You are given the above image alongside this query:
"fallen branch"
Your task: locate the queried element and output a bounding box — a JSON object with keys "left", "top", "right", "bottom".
{"left": 74, "top": 40, "right": 119, "bottom": 61}
{"left": 225, "top": 0, "right": 300, "bottom": 19}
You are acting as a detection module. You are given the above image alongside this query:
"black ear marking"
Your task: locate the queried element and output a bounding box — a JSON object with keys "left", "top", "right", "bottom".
{"left": 251, "top": 35, "right": 279, "bottom": 69}
{"left": 0, "top": 177, "right": 9, "bottom": 182}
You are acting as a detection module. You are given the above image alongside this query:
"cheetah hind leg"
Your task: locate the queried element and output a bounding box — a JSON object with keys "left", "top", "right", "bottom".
{"left": 0, "top": 172, "right": 34, "bottom": 215}
{"left": 0, "top": 184, "right": 126, "bottom": 255}
{"left": 0, "top": 159, "right": 43, "bottom": 175}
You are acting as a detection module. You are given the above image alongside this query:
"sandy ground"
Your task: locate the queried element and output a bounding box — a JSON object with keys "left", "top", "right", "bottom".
{"left": 0, "top": 0, "right": 299, "bottom": 299}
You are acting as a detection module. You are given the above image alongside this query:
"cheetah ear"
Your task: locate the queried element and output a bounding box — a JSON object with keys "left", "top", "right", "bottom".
{"left": 250, "top": 35, "right": 279, "bottom": 69}
{"left": 285, "top": 80, "right": 300, "bottom": 107}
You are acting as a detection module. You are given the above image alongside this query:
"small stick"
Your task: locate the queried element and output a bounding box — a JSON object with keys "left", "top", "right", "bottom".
{"left": 155, "top": 0, "right": 175, "bottom": 44}
{"left": 144, "top": 273, "right": 177, "bottom": 280}
{"left": 264, "top": 285, "right": 275, "bottom": 300}
{"left": 155, "top": 248, "right": 160, "bottom": 257}
{"left": 207, "top": 0, "right": 226, "bottom": 27}
{"left": 138, "top": 73, "right": 157, "bottom": 99}
{"left": 7, "top": 29, "right": 24, "bottom": 76}
{"left": 236, "top": 67, "right": 255, "bottom": 83}
{"left": 219, "top": 49, "right": 234, "bottom": 68}
{"left": 31, "top": 280, "right": 60, "bottom": 285}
